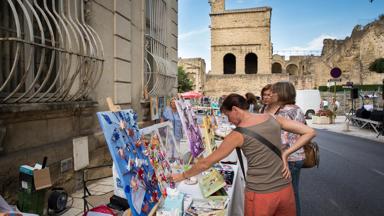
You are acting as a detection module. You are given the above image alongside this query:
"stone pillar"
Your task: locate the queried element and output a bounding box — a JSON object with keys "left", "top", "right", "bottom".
{"left": 209, "top": 0, "right": 225, "bottom": 13}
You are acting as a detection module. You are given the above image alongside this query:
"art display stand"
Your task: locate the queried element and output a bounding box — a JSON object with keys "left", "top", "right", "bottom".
{"left": 98, "top": 98, "right": 178, "bottom": 216}
{"left": 103, "top": 98, "right": 243, "bottom": 215}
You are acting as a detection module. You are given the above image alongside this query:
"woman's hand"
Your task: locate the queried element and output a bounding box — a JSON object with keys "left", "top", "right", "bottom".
{"left": 281, "top": 151, "right": 291, "bottom": 179}
{"left": 171, "top": 173, "right": 185, "bottom": 183}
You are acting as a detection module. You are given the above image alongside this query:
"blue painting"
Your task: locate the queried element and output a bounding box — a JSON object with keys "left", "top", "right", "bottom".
{"left": 97, "top": 110, "right": 163, "bottom": 215}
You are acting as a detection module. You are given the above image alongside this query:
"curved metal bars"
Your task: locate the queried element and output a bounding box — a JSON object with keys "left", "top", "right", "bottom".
{"left": 0, "top": 0, "right": 104, "bottom": 103}
{"left": 3, "top": 0, "right": 37, "bottom": 102}
{"left": 10, "top": 0, "right": 47, "bottom": 103}
{"left": 35, "top": 0, "right": 66, "bottom": 102}
{"left": 74, "top": 0, "right": 104, "bottom": 100}
{"left": 23, "top": 0, "right": 57, "bottom": 102}
{"left": 0, "top": 0, "right": 21, "bottom": 92}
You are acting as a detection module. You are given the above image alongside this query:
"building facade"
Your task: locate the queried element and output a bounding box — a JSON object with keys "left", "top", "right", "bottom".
{"left": 0, "top": 0, "right": 178, "bottom": 201}
{"left": 178, "top": 58, "right": 206, "bottom": 92}
{"left": 205, "top": 0, "right": 384, "bottom": 97}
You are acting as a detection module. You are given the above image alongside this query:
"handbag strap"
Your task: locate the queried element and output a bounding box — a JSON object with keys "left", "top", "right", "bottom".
{"left": 235, "top": 147, "right": 246, "bottom": 180}
{"left": 234, "top": 127, "right": 282, "bottom": 159}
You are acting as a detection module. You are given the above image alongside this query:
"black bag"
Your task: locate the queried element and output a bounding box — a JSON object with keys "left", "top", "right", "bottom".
{"left": 356, "top": 107, "right": 371, "bottom": 119}
{"left": 302, "top": 141, "right": 320, "bottom": 168}
{"left": 370, "top": 110, "right": 384, "bottom": 122}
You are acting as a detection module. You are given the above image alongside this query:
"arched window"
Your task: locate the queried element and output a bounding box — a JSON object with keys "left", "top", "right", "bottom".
{"left": 223, "top": 53, "right": 236, "bottom": 74}
{"left": 271, "top": 62, "right": 282, "bottom": 73}
{"left": 286, "top": 64, "right": 299, "bottom": 75}
{"left": 245, "top": 53, "right": 258, "bottom": 74}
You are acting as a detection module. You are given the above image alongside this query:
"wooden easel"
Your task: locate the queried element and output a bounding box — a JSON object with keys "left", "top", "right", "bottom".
{"left": 106, "top": 97, "right": 121, "bottom": 112}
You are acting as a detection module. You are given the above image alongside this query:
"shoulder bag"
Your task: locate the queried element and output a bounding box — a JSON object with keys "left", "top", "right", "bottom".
{"left": 302, "top": 141, "right": 320, "bottom": 168}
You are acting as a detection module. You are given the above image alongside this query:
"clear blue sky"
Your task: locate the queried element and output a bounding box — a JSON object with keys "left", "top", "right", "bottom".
{"left": 179, "top": 0, "right": 384, "bottom": 71}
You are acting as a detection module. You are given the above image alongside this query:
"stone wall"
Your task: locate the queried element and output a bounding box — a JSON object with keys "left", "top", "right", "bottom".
{"left": 178, "top": 58, "right": 206, "bottom": 92}
{"left": 205, "top": 73, "right": 289, "bottom": 97}
{"left": 210, "top": 4, "right": 272, "bottom": 75}
{"left": 0, "top": 0, "right": 179, "bottom": 203}
{"left": 0, "top": 103, "right": 111, "bottom": 203}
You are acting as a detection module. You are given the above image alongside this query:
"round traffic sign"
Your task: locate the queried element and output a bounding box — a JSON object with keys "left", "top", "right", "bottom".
{"left": 330, "top": 67, "right": 342, "bottom": 78}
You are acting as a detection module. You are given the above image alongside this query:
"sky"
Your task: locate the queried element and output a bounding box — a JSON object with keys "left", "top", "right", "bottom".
{"left": 178, "top": 0, "right": 384, "bottom": 72}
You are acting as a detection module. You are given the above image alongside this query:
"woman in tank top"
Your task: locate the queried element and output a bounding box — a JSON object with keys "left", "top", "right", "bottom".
{"left": 172, "top": 93, "right": 316, "bottom": 216}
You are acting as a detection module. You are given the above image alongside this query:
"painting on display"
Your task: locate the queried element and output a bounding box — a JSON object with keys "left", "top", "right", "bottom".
{"left": 140, "top": 121, "right": 183, "bottom": 180}
{"left": 202, "top": 115, "right": 217, "bottom": 155}
{"left": 157, "top": 96, "right": 167, "bottom": 120}
{"left": 97, "top": 110, "right": 164, "bottom": 216}
{"left": 150, "top": 96, "right": 159, "bottom": 121}
{"left": 175, "top": 100, "right": 204, "bottom": 157}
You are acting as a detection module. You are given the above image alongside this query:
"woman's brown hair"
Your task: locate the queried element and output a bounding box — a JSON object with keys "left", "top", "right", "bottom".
{"left": 271, "top": 81, "right": 296, "bottom": 105}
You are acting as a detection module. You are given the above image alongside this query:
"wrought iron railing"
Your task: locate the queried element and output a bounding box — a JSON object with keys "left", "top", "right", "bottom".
{"left": 144, "top": 0, "right": 176, "bottom": 97}
{"left": 0, "top": 0, "right": 104, "bottom": 103}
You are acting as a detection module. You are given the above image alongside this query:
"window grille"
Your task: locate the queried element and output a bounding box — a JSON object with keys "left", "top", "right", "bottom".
{"left": 144, "top": 0, "right": 176, "bottom": 97}
{"left": 0, "top": 0, "right": 104, "bottom": 103}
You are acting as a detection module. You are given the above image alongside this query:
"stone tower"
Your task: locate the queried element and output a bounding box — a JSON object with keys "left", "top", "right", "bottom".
{"left": 209, "top": 0, "right": 272, "bottom": 75}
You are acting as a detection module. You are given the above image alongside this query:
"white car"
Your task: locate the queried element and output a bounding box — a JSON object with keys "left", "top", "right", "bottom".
{"left": 296, "top": 90, "right": 321, "bottom": 119}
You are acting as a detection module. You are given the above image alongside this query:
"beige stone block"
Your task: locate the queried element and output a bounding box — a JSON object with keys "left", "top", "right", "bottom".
{"left": 115, "top": 0, "right": 131, "bottom": 19}
{"left": 6, "top": 120, "right": 48, "bottom": 152}
{"left": 115, "top": 14, "right": 131, "bottom": 40}
{"left": 47, "top": 117, "right": 75, "bottom": 143}
{"left": 114, "top": 59, "right": 131, "bottom": 83}
{"left": 115, "top": 82, "right": 132, "bottom": 104}
{"left": 115, "top": 37, "right": 131, "bottom": 61}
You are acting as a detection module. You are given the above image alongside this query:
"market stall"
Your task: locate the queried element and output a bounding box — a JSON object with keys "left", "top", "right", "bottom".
{"left": 97, "top": 98, "right": 243, "bottom": 215}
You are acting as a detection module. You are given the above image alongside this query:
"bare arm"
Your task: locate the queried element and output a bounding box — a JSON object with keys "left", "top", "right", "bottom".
{"left": 172, "top": 131, "right": 244, "bottom": 182}
{"left": 275, "top": 115, "right": 316, "bottom": 156}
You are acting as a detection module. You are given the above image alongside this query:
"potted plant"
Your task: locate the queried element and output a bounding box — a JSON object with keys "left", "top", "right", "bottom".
{"left": 313, "top": 109, "right": 335, "bottom": 124}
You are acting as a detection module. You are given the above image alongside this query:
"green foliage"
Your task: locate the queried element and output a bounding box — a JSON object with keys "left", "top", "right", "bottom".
{"left": 369, "top": 58, "right": 384, "bottom": 74}
{"left": 178, "top": 66, "right": 193, "bottom": 93}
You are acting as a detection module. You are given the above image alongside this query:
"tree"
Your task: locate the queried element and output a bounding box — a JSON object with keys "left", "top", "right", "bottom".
{"left": 369, "top": 58, "right": 384, "bottom": 74}
{"left": 177, "top": 66, "right": 193, "bottom": 92}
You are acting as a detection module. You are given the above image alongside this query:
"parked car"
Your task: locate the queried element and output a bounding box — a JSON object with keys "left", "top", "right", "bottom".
{"left": 296, "top": 89, "right": 321, "bottom": 119}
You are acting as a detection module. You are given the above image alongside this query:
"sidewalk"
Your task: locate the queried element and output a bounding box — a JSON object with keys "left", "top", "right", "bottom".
{"left": 64, "top": 115, "right": 384, "bottom": 216}
{"left": 307, "top": 115, "right": 384, "bottom": 142}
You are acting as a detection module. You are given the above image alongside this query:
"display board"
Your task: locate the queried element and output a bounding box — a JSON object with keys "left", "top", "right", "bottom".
{"left": 97, "top": 110, "right": 163, "bottom": 216}
{"left": 201, "top": 115, "right": 217, "bottom": 155}
{"left": 175, "top": 100, "right": 204, "bottom": 157}
{"left": 198, "top": 168, "right": 226, "bottom": 198}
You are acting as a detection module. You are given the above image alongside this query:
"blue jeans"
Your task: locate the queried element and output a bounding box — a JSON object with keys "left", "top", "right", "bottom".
{"left": 289, "top": 160, "right": 304, "bottom": 216}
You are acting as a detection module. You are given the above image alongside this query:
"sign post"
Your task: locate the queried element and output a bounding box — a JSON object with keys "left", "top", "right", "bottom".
{"left": 330, "top": 67, "right": 342, "bottom": 99}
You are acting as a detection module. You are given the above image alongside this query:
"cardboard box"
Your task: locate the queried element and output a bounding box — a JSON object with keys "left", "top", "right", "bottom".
{"left": 33, "top": 168, "right": 52, "bottom": 190}
{"left": 20, "top": 165, "right": 52, "bottom": 191}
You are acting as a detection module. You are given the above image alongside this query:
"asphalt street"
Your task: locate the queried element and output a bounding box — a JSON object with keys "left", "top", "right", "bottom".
{"left": 301, "top": 129, "right": 384, "bottom": 216}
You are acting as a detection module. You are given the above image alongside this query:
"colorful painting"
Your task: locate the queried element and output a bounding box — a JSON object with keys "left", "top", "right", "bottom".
{"left": 198, "top": 168, "right": 226, "bottom": 198}
{"left": 140, "top": 121, "right": 183, "bottom": 173}
{"left": 202, "top": 115, "right": 217, "bottom": 155}
{"left": 157, "top": 96, "right": 167, "bottom": 120}
{"left": 97, "top": 110, "right": 163, "bottom": 216}
{"left": 150, "top": 97, "right": 159, "bottom": 121}
{"left": 175, "top": 100, "right": 204, "bottom": 157}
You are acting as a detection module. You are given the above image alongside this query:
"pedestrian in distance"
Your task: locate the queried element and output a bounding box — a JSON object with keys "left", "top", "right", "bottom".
{"left": 245, "top": 92, "right": 259, "bottom": 113}
{"left": 260, "top": 84, "right": 273, "bottom": 113}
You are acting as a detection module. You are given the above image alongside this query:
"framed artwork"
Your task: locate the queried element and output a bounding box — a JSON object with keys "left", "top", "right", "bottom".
{"left": 175, "top": 100, "right": 204, "bottom": 158}
{"left": 97, "top": 109, "right": 163, "bottom": 216}
{"left": 198, "top": 168, "right": 226, "bottom": 198}
{"left": 157, "top": 96, "right": 166, "bottom": 120}
{"left": 201, "top": 115, "right": 217, "bottom": 155}
{"left": 150, "top": 96, "right": 159, "bottom": 121}
{"left": 140, "top": 121, "right": 183, "bottom": 168}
